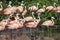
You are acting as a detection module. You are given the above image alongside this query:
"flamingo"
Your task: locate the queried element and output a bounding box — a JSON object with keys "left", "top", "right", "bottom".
{"left": 24, "top": 12, "right": 40, "bottom": 28}
{"left": 17, "top": 6, "right": 24, "bottom": 13}
{"left": 2, "top": 6, "right": 17, "bottom": 18}
{"left": 9, "top": 6, "right": 17, "bottom": 12}
{"left": 42, "top": 17, "right": 55, "bottom": 26}
{"left": 2, "top": 8, "right": 13, "bottom": 16}
{"left": 28, "top": 3, "right": 39, "bottom": 12}
{"left": 28, "top": 6, "right": 38, "bottom": 12}
{"left": 36, "top": 8, "right": 45, "bottom": 19}
{"left": 7, "top": 20, "right": 19, "bottom": 29}
{"left": 7, "top": 13, "right": 24, "bottom": 29}
{"left": 22, "top": 6, "right": 27, "bottom": 18}
{"left": 24, "top": 16, "right": 33, "bottom": 21}
{"left": 52, "top": 6, "right": 60, "bottom": 13}
{"left": 36, "top": 5, "right": 46, "bottom": 19}
{"left": 0, "top": 19, "right": 8, "bottom": 30}
{"left": 16, "top": 1, "right": 24, "bottom": 13}
{"left": 46, "top": 6, "right": 54, "bottom": 11}
{"left": 25, "top": 19, "right": 40, "bottom": 28}
{"left": 28, "top": 3, "right": 39, "bottom": 19}
{"left": 16, "top": 2, "right": 24, "bottom": 19}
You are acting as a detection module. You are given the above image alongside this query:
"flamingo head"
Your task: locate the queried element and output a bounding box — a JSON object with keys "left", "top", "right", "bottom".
{"left": 51, "top": 17, "right": 55, "bottom": 20}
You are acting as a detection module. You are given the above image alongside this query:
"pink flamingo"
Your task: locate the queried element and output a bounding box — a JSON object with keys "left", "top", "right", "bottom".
{"left": 7, "top": 13, "right": 25, "bottom": 29}
{"left": 42, "top": 17, "right": 55, "bottom": 26}
{"left": 0, "top": 19, "right": 8, "bottom": 30}
{"left": 16, "top": 1, "right": 24, "bottom": 13}
{"left": 7, "top": 20, "right": 19, "bottom": 29}
{"left": 46, "top": 6, "right": 54, "bottom": 11}
{"left": 22, "top": 6, "right": 27, "bottom": 18}
{"left": 53, "top": 6, "right": 60, "bottom": 13}
{"left": 2, "top": 6, "right": 17, "bottom": 18}
{"left": 28, "top": 6, "right": 38, "bottom": 12}
{"left": 24, "top": 16, "right": 33, "bottom": 21}
{"left": 25, "top": 19, "right": 40, "bottom": 28}
{"left": 28, "top": 3, "right": 39, "bottom": 19}
{"left": 17, "top": 6, "right": 24, "bottom": 13}
{"left": 36, "top": 8, "right": 46, "bottom": 19}
{"left": 7, "top": 19, "right": 23, "bottom": 29}
{"left": 16, "top": 1, "right": 24, "bottom": 19}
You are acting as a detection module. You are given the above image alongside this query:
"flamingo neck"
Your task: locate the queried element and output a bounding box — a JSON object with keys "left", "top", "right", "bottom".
{"left": 0, "top": 4, "right": 3, "bottom": 8}
{"left": 32, "top": 12, "right": 35, "bottom": 19}
{"left": 22, "top": 15, "right": 24, "bottom": 18}
{"left": 51, "top": 18, "right": 54, "bottom": 21}
{"left": 37, "top": 6, "right": 38, "bottom": 9}
{"left": 38, "top": 13, "right": 41, "bottom": 20}
{"left": 51, "top": 19, "right": 54, "bottom": 24}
